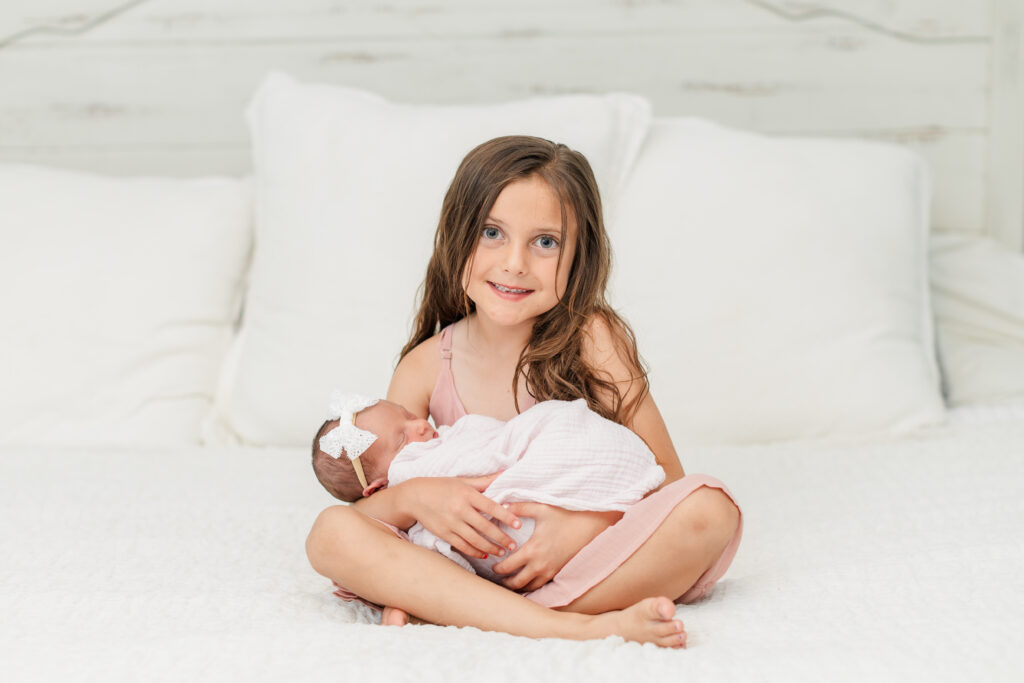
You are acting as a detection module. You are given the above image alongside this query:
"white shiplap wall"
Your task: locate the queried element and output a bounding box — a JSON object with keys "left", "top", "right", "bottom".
{"left": 0, "top": 0, "right": 1021, "bottom": 248}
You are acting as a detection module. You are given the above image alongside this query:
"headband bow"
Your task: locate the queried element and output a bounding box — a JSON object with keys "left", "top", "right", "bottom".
{"left": 319, "top": 391, "right": 380, "bottom": 462}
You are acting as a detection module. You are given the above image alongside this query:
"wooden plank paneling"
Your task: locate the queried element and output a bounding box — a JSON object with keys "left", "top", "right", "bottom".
{"left": 0, "top": 0, "right": 134, "bottom": 44}
{"left": 0, "top": 32, "right": 987, "bottom": 143}
{"left": 4, "top": 1, "right": 992, "bottom": 45}
{"left": 0, "top": 0, "right": 1015, "bottom": 243}
{"left": 740, "top": 1, "right": 990, "bottom": 39}
{"left": 0, "top": 143, "right": 249, "bottom": 178}
{"left": 988, "top": 0, "right": 1024, "bottom": 251}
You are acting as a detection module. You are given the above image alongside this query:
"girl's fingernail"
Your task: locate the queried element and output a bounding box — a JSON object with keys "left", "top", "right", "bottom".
{"left": 502, "top": 504, "right": 510, "bottom": 509}
{"left": 482, "top": 554, "right": 488, "bottom": 559}
{"left": 508, "top": 542, "right": 516, "bottom": 551}
{"left": 513, "top": 520, "right": 521, "bottom": 529}
{"left": 497, "top": 549, "right": 505, "bottom": 556}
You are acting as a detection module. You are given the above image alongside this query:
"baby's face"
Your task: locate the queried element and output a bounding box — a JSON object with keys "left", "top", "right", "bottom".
{"left": 356, "top": 401, "right": 438, "bottom": 474}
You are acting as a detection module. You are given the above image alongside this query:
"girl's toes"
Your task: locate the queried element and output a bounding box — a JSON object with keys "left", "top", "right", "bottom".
{"left": 656, "top": 631, "right": 687, "bottom": 649}
{"left": 661, "top": 625, "right": 687, "bottom": 649}
{"left": 642, "top": 596, "right": 676, "bottom": 621}
{"left": 654, "top": 619, "right": 685, "bottom": 638}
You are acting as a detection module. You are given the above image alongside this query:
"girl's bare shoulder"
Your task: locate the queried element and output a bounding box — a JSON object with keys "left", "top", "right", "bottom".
{"left": 581, "top": 310, "right": 633, "bottom": 366}
{"left": 387, "top": 332, "right": 443, "bottom": 417}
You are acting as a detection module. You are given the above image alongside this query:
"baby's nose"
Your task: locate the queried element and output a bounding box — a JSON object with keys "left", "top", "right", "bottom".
{"left": 411, "top": 419, "right": 433, "bottom": 439}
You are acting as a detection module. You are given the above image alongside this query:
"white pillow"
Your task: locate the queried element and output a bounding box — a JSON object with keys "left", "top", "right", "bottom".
{"left": 930, "top": 233, "right": 1024, "bottom": 406}
{"left": 0, "top": 164, "right": 252, "bottom": 447}
{"left": 212, "top": 72, "right": 651, "bottom": 446}
{"left": 609, "top": 119, "right": 945, "bottom": 445}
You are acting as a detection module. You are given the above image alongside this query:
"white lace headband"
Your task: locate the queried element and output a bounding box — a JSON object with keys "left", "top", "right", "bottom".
{"left": 319, "top": 391, "right": 380, "bottom": 483}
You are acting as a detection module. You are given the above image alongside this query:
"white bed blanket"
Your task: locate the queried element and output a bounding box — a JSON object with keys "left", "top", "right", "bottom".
{"left": 2, "top": 411, "right": 1023, "bottom": 682}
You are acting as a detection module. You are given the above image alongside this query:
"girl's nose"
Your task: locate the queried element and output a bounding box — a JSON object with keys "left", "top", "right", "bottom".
{"left": 503, "top": 244, "right": 528, "bottom": 275}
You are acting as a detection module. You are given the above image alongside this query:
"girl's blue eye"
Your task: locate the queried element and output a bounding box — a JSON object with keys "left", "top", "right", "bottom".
{"left": 535, "top": 235, "right": 559, "bottom": 249}
{"left": 482, "top": 227, "right": 502, "bottom": 240}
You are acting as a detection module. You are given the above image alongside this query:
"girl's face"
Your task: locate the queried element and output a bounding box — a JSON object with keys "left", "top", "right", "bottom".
{"left": 463, "top": 174, "right": 577, "bottom": 329}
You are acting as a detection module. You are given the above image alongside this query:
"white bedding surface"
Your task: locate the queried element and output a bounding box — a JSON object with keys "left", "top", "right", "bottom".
{"left": 3, "top": 411, "right": 1023, "bottom": 682}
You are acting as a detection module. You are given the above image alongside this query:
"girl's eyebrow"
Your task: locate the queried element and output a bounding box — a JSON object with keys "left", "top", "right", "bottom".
{"left": 485, "top": 215, "right": 561, "bottom": 233}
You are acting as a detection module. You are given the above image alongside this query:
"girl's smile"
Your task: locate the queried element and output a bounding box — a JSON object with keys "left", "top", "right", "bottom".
{"left": 488, "top": 281, "right": 534, "bottom": 299}
{"left": 464, "top": 174, "right": 577, "bottom": 328}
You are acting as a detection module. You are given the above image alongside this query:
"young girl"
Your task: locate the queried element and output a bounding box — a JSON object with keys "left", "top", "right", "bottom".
{"left": 305, "top": 136, "right": 742, "bottom": 649}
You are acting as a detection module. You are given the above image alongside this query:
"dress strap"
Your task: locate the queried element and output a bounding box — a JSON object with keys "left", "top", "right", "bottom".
{"left": 430, "top": 324, "right": 467, "bottom": 427}
{"left": 439, "top": 324, "right": 454, "bottom": 363}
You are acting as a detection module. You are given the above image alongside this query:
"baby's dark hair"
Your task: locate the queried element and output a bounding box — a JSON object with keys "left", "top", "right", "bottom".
{"left": 311, "top": 419, "right": 365, "bottom": 503}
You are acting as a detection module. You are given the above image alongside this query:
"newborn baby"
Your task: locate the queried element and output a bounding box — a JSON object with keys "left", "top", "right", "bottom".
{"left": 312, "top": 393, "right": 665, "bottom": 581}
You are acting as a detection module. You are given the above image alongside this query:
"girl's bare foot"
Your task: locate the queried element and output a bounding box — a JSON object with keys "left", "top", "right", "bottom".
{"left": 381, "top": 606, "right": 410, "bottom": 626}
{"left": 380, "top": 606, "right": 429, "bottom": 626}
{"left": 584, "top": 596, "right": 687, "bottom": 649}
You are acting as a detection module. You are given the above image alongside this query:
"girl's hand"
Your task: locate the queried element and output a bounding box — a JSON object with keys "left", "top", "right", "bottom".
{"left": 491, "top": 504, "right": 623, "bottom": 592}
{"left": 401, "top": 475, "right": 523, "bottom": 559}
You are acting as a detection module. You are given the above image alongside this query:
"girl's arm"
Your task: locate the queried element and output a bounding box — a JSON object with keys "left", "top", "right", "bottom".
{"left": 354, "top": 473, "right": 520, "bottom": 560}
{"left": 493, "top": 313, "right": 681, "bottom": 591}
{"left": 384, "top": 334, "right": 437, "bottom": 421}
{"left": 352, "top": 336, "right": 521, "bottom": 559}
{"left": 585, "top": 313, "right": 685, "bottom": 483}
{"left": 623, "top": 394, "right": 685, "bottom": 483}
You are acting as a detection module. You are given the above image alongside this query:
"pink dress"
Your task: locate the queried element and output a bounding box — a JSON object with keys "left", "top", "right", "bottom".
{"left": 428, "top": 324, "right": 539, "bottom": 426}
{"left": 333, "top": 324, "right": 743, "bottom": 608}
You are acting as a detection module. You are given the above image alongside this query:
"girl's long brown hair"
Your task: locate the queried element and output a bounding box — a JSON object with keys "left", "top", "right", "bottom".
{"left": 401, "top": 136, "right": 648, "bottom": 425}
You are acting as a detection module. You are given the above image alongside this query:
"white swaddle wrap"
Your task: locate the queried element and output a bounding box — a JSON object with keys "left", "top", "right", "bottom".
{"left": 387, "top": 399, "right": 666, "bottom": 581}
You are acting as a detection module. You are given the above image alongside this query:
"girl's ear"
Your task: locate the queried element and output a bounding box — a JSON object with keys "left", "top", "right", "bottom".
{"left": 362, "top": 477, "right": 388, "bottom": 498}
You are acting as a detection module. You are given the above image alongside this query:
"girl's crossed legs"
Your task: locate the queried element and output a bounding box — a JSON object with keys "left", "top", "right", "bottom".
{"left": 306, "top": 480, "right": 740, "bottom": 648}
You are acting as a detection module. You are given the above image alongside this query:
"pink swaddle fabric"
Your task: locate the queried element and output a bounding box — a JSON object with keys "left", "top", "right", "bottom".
{"left": 387, "top": 399, "right": 666, "bottom": 580}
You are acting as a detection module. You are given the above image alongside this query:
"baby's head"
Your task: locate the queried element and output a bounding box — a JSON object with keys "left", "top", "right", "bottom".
{"left": 311, "top": 395, "right": 437, "bottom": 502}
